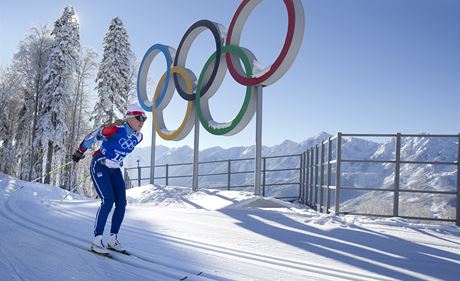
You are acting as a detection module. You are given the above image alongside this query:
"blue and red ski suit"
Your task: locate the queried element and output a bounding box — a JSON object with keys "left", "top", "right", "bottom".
{"left": 77, "top": 123, "right": 142, "bottom": 236}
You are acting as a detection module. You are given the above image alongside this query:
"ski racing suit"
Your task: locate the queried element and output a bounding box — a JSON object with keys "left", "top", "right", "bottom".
{"left": 77, "top": 123, "right": 143, "bottom": 236}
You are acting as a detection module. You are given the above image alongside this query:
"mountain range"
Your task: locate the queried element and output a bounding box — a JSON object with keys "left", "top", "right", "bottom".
{"left": 125, "top": 132, "right": 458, "bottom": 221}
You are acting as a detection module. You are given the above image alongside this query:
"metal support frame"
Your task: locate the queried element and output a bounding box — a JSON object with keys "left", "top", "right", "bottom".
{"left": 254, "top": 86, "right": 263, "bottom": 196}
{"left": 150, "top": 118, "right": 156, "bottom": 185}
{"left": 192, "top": 113, "right": 200, "bottom": 191}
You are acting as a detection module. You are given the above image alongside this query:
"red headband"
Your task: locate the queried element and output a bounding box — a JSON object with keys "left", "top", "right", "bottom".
{"left": 126, "top": 111, "right": 145, "bottom": 116}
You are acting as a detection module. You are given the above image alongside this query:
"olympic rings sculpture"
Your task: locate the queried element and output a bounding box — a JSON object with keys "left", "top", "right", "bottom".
{"left": 137, "top": 0, "right": 305, "bottom": 141}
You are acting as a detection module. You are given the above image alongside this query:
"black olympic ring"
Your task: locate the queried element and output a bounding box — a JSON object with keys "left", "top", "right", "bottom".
{"left": 173, "top": 19, "right": 226, "bottom": 101}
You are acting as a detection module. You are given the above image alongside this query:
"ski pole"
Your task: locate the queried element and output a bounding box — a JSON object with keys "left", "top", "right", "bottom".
{"left": 59, "top": 184, "right": 79, "bottom": 202}
{"left": 11, "top": 161, "right": 73, "bottom": 192}
{"left": 60, "top": 174, "right": 90, "bottom": 202}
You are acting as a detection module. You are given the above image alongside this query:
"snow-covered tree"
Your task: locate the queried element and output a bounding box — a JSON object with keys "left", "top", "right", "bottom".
{"left": 35, "top": 6, "right": 80, "bottom": 184}
{"left": 127, "top": 55, "right": 140, "bottom": 102}
{"left": 92, "top": 17, "right": 132, "bottom": 127}
{"left": 12, "top": 25, "right": 53, "bottom": 180}
{"left": 67, "top": 47, "right": 98, "bottom": 154}
{"left": 64, "top": 47, "right": 98, "bottom": 190}
{"left": 0, "top": 66, "right": 22, "bottom": 175}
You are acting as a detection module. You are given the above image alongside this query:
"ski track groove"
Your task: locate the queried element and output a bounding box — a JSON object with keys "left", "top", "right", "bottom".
{"left": 75, "top": 249, "right": 113, "bottom": 281}
{"left": 4, "top": 199, "right": 212, "bottom": 281}
{"left": 1, "top": 197, "right": 214, "bottom": 281}
{"left": 0, "top": 245, "right": 30, "bottom": 281}
{"left": 47, "top": 201, "right": 245, "bottom": 281}
{"left": 50, "top": 201, "right": 394, "bottom": 281}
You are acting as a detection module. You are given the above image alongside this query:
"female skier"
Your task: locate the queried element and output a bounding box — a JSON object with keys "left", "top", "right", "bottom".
{"left": 71, "top": 103, "right": 147, "bottom": 254}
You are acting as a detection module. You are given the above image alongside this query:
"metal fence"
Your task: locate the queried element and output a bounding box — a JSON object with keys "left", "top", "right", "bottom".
{"left": 300, "top": 133, "right": 460, "bottom": 226}
{"left": 124, "top": 133, "right": 459, "bottom": 225}
{"left": 124, "top": 154, "right": 303, "bottom": 201}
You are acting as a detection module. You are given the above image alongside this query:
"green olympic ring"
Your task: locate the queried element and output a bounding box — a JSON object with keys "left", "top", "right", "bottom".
{"left": 195, "top": 45, "right": 256, "bottom": 136}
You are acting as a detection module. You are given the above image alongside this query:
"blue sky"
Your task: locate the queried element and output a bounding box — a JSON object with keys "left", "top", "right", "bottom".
{"left": 1, "top": 0, "right": 459, "bottom": 149}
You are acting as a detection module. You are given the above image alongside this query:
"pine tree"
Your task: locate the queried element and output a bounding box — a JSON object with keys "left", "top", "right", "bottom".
{"left": 34, "top": 6, "right": 80, "bottom": 184}
{"left": 92, "top": 17, "right": 132, "bottom": 128}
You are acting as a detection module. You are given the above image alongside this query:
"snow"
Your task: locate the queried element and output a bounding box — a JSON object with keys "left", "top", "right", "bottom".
{"left": 208, "top": 120, "right": 233, "bottom": 130}
{"left": 1, "top": 173, "right": 459, "bottom": 281}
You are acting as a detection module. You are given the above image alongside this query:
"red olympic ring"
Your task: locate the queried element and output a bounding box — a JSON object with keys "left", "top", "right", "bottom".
{"left": 225, "top": 0, "right": 304, "bottom": 87}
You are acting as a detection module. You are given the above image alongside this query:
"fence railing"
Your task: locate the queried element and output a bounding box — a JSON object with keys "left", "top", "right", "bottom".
{"left": 124, "top": 133, "right": 459, "bottom": 225}
{"left": 300, "top": 133, "right": 460, "bottom": 226}
{"left": 124, "top": 154, "right": 303, "bottom": 201}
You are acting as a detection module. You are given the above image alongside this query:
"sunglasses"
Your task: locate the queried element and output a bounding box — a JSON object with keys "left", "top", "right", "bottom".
{"left": 134, "top": 115, "right": 147, "bottom": 122}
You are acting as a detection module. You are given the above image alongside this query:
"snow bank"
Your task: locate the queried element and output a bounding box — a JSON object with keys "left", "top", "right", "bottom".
{"left": 126, "top": 184, "right": 309, "bottom": 212}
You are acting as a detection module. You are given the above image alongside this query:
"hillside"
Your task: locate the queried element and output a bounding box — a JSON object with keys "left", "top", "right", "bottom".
{"left": 1, "top": 173, "right": 460, "bottom": 280}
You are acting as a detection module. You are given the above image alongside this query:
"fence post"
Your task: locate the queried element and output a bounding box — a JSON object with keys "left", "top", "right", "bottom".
{"left": 327, "top": 137, "right": 332, "bottom": 214}
{"left": 457, "top": 134, "right": 460, "bottom": 226}
{"left": 314, "top": 146, "right": 319, "bottom": 210}
{"left": 305, "top": 151, "right": 309, "bottom": 205}
{"left": 299, "top": 153, "right": 305, "bottom": 203}
{"left": 262, "top": 157, "right": 266, "bottom": 197}
{"left": 394, "top": 133, "right": 401, "bottom": 217}
{"left": 137, "top": 160, "right": 141, "bottom": 187}
{"left": 335, "top": 133, "right": 342, "bottom": 214}
{"left": 320, "top": 143, "right": 325, "bottom": 213}
{"left": 124, "top": 169, "right": 129, "bottom": 189}
{"left": 227, "top": 159, "right": 231, "bottom": 191}
{"left": 165, "top": 164, "right": 169, "bottom": 186}
{"left": 310, "top": 149, "right": 314, "bottom": 207}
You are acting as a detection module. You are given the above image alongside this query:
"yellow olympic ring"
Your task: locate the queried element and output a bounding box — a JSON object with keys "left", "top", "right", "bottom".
{"left": 153, "top": 66, "right": 196, "bottom": 141}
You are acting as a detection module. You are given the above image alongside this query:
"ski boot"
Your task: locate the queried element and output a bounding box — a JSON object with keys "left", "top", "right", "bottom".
{"left": 91, "top": 235, "right": 109, "bottom": 255}
{"left": 108, "top": 233, "right": 127, "bottom": 253}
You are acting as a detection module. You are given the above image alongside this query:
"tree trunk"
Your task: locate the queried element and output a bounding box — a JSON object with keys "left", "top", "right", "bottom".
{"left": 28, "top": 84, "right": 40, "bottom": 181}
{"left": 44, "top": 141, "right": 54, "bottom": 184}
{"left": 28, "top": 39, "right": 44, "bottom": 181}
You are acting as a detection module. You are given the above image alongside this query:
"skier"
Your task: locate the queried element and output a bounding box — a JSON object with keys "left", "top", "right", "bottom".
{"left": 71, "top": 103, "right": 147, "bottom": 255}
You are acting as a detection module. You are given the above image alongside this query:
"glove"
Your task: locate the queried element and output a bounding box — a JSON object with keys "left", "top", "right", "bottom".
{"left": 72, "top": 150, "right": 85, "bottom": 163}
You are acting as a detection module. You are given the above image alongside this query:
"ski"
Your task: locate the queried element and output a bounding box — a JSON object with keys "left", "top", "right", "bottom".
{"left": 108, "top": 248, "right": 131, "bottom": 256}
{"left": 179, "top": 271, "right": 204, "bottom": 280}
{"left": 107, "top": 249, "right": 208, "bottom": 280}
{"left": 88, "top": 249, "right": 114, "bottom": 259}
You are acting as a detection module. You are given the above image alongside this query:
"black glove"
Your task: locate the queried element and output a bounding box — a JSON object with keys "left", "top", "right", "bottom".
{"left": 72, "top": 150, "right": 85, "bottom": 163}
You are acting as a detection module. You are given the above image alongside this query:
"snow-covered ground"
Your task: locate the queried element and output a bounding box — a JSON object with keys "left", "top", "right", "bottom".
{"left": 1, "top": 173, "right": 459, "bottom": 281}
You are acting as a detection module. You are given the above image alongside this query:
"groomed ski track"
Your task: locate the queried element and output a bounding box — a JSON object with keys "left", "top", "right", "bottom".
{"left": 1, "top": 179, "right": 460, "bottom": 281}
{"left": 0, "top": 185, "right": 326, "bottom": 281}
{"left": 0, "top": 196, "right": 214, "bottom": 281}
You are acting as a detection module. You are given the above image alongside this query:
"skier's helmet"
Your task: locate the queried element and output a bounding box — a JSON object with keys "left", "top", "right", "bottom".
{"left": 125, "top": 103, "right": 147, "bottom": 122}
